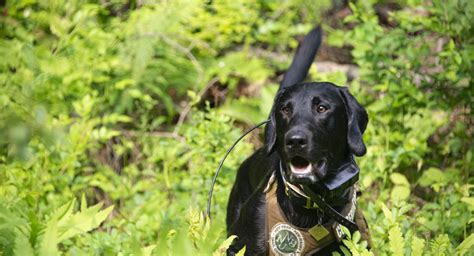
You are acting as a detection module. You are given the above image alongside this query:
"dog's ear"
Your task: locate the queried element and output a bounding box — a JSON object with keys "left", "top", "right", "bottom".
{"left": 264, "top": 103, "right": 277, "bottom": 154}
{"left": 264, "top": 89, "right": 287, "bottom": 154}
{"left": 338, "top": 87, "right": 369, "bottom": 156}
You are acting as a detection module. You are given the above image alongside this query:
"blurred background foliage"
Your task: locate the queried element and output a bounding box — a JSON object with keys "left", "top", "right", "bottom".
{"left": 0, "top": 0, "right": 472, "bottom": 255}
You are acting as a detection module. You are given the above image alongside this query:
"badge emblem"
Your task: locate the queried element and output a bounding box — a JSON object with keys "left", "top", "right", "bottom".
{"left": 270, "top": 223, "right": 304, "bottom": 255}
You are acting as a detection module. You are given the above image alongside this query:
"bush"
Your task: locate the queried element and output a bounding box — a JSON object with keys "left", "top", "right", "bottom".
{"left": 0, "top": 0, "right": 472, "bottom": 255}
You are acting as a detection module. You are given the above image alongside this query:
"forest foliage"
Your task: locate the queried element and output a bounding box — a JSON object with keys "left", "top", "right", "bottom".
{"left": 0, "top": 0, "right": 473, "bottom": 255}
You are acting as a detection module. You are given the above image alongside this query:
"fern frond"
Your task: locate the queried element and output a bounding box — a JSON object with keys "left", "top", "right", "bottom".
{"left": 411, "top": 236, "right": 425, "bottom": 256}
{"left": 388, "top": 224, "right": 405, "bottom": 256}
{"left": 430, "top": 234, "right": 452, "bottom": 256}
{"left": 456, "top": 234, "right": 474, "bottom": 256}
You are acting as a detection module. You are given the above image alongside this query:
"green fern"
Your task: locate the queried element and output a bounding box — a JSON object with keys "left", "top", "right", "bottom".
{"left": 38, "top": 197, "right": 114, "bottom": 256}
{"left": 411, "top": 236, "right": 426, "bottom": 256}
{"left": 430, "top": 234, "right": 453, "bottom": 256}
{"left": 388, "top": 224, "right": 405, "bottom": 256}
{"left": 340, "top": 227, "right": 373, "bottom": 256}
{"left": 455, "top": 234, "right": 474, "bottom": 256}
{"left": 13, "top": 229, "right": 34, "bottom": 256}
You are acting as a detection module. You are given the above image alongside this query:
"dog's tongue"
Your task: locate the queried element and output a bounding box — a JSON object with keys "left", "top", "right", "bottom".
{"left": 289, "top": 156, "right": 312, "bottom": 174}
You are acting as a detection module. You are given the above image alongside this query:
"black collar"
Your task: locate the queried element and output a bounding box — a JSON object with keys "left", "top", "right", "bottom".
{"left": 278, "top": 161, "right": 359, "bottom": 232}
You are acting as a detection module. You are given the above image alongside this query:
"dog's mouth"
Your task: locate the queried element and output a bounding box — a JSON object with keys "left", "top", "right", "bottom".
{"left": 289, "top": 156, "right": 312, "bottom": 174}
{"left": 287, "top": 157, "right": 327, "bottom": 184}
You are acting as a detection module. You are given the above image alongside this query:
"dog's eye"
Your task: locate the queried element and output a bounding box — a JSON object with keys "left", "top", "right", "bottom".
{"left": 281, "top": 106, "right": 291, "bottom": 115}
{"left": 316, "top": 105, "right": 327, "bottom": 113}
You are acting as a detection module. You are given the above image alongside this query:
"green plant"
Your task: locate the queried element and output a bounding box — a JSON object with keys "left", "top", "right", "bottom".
{"left": 0, "top": 0, "right": 472, "bottom": 255}
{"left": 0, "top": 195, "right": 113, "bottom": 256}
{"left": 326, "top": 1, "right": 473, "bottom": 254}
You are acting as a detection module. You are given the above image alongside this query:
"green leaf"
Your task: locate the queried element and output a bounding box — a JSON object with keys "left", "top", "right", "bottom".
{"left": 49, "top": 16, "right": 68, "bottom": 37}
{"left": 340, "top": 225, "right": 351, "bottom": 238}
{"left": 353, "top": 231, "right": 361, "bottom": 244}
{"left": 38, "top": 198, "right": 113, "bottom": 255}
{"left": 340, "top": 245, "right": 352, "bottom": 256}
{"left": 115, "top": 79, "right": 136, "bottom": 90}
{"left": 381, "top": 203, "right": 395, "bottom": 224}
{"left": 57, "top": 202, "right": 114, "bottom": 241}
{"left": 52, "top": 199, "right": 76, "bottom": 231}
{"left": 391, "top": 185, "right": 411, "bottom": 202}
{"left": 80, "top": 194, "right": 87, "bottom": 212}
{"left": 430, "top": 234, "right": 452, "bottom": 255}
{"left": 327, "top": 29, "right": 346, "bottom": 47}
{"left": 390, "top": 173, "right": 410, "bottom": 186}
{"left": 342, "top": 239, "right": 360, "bottom": 256}
{"left": 460, "top": 197, "right": 474, "bottom": 211}
{"left": 142, "top": 245, "right": 157, "bottom": 256}
{"left": 411, "top": 236, "right": 425, "bottom": 256}
{"left": 236, "top": 246, "right": 246, "bottom": 256}
{"left": 39, "top": 217, "right": 59, "bottom": 256}
{"left": 389, "top": 225, "right": 404, "bottom": 256}
{"left": 213, "top": 235, "right": 237, "bottom": 256}
{"left": 13, "top": 229, "right": 34, "bottom": 256}
{"left": 456, "top": 234, "right": 474, "bottom": 256}
{"left": 418, "top": 168, "right": 447, "bottom": 187}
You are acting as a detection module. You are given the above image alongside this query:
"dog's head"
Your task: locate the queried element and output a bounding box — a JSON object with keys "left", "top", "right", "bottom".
{"left": 265, "top": 82, "right": 368, "bottom": 184}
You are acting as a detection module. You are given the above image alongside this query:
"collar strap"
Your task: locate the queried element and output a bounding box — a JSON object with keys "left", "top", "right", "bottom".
{"left": 279, "top": 162, "right": 317, "bottom": 209}
{"left": 279, "top": 162, "right": 358, "bottom": 232}
{"left": 301, "top": 184, "right": 358, "bottom": 232}
{"left": 278, "top": 162, "right": 349, "bottom": 209}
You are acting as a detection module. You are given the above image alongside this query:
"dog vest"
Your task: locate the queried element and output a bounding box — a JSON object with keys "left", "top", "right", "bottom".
{"left": 265, "top": 179, "right": 357, "bottom": 256}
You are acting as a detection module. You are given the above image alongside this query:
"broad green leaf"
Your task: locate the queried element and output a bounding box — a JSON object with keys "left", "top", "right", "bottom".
{"left": 456, "top": 234, "right": 474, "bottom": 256}
{"left": 391, "top": 186, "right": 410, "bottom": 202}
{"left": 418, "top": 168, "right": 447, "bottom": 187}
{"left": 390, "top": 173, "right": 410, "bottom": 186}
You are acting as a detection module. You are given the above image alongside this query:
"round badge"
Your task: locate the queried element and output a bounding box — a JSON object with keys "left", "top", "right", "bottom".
{"left": 270, "top": 223, "right": 304, "bottom": 255}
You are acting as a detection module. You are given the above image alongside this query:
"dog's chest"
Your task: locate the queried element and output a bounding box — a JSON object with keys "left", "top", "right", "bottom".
{"left": 265, "top": 182, "right": 352, "bottom": 256}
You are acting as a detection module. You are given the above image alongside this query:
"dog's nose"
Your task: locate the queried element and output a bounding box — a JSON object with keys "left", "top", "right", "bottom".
{"left": 286, "top": 133, "right": 308, "bottom": 150}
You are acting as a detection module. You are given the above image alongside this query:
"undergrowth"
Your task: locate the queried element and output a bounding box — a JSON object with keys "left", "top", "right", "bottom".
{"left": 0, "top": 0, "right": 472, "bottom": 255}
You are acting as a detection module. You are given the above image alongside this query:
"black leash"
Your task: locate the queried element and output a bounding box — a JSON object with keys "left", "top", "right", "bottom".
{"left": 278, "top": 162, "right": 359, "bottom": 232}
{"left": 205, "top": 119, "right": 358, "bottom": 233}
{"left": 302, "top": 185, "right": 358, "bottom": 232}
{"left": 206, "top": 119, "right": 269, "bottom": 221}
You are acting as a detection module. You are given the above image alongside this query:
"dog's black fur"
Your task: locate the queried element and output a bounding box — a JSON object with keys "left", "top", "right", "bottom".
{"left": 226, "top": 27, "right": 368, "bottom": 255}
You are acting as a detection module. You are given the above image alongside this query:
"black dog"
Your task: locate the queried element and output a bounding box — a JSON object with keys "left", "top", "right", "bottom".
{"left": 226, "top": 27, "right": 371, "bottom": 255}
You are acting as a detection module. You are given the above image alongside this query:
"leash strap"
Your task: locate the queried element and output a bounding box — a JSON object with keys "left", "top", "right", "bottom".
{"left": 278, "top": 162, "right": 358, "bottom": 232}
{"left": 301, "top": 185, "right": 358, "bottom": 232}
{"left": 206, "top": 120, "right": 269, "bottom": 221}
